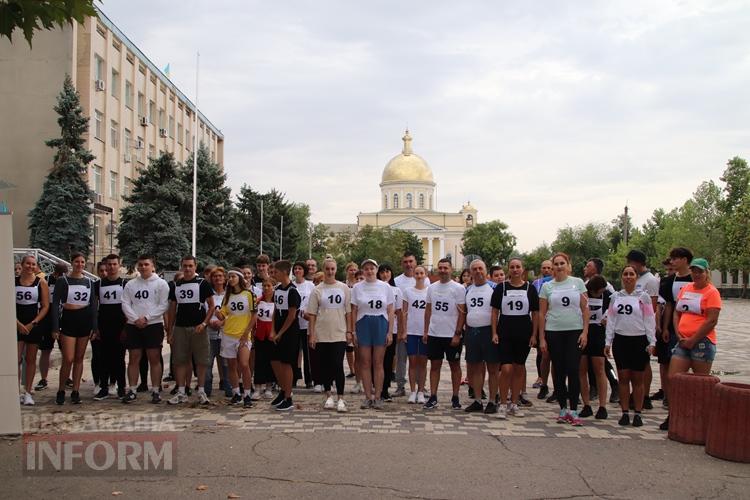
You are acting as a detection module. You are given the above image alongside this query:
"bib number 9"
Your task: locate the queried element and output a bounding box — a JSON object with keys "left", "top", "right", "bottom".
{"left": 561, "top": 296, "right": 570, "bottom": 307}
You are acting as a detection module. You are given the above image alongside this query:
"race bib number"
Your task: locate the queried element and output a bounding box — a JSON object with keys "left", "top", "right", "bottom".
{"left": 99, "top": 284, "right": 123, "bottom": 305}
{"left": 501, "top": 289, "right": 529, "bottom": 316}
{"left": 677, "top": 292, "right": 702, "bottom": 314}
{"left": 257, "top": 302, "right": 274, "bottom": 320}
{"left": 228, "top": 294, "right": 249, "bottom": 314}
{"left": 133, "top": 288, "right": 150, "bottom": 301}
{"left": 16, "top": 286, "right": 38, "bottom": 305}
{"left": 588, "top": 298, "right": 604, "bottom": 325}
{"left": 67, "top": 284, "right": 90, "bottom": 305}
{"left": 550, "top": 288, "right": 580, "bottom": 310}
{"left": 321, "top": 289, "right": 346, "bottom": 309}
{"left": 274, "top": 289, "right": 290, "bottom": 310}
{"left": 176, "top": 282, "right": 201, "bottom": 304}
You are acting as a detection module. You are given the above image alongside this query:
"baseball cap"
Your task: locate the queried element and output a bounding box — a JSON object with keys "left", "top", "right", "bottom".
{"left": 360, "top": 258, "right": 378, "bottom": 268}
{"left": 689, "top": 258, "right": 709, "bottom": 270}
{"left": 626, "top": 249, "right": 647, "bottom": 265}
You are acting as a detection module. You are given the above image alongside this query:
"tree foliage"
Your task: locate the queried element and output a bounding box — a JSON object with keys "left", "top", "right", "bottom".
{"left": 551, "top": 223, "right": 611, "bottom": 277}
{"left": 0, "top": 0, "right": 96, "bottom": 47}
{"left": 461, "top": 220, "right": 516, "bottom": 267}
{"left": 325, "top": 226, "right": 424, "bottom": 277}
{"left": 29, "top": 74, "right": 93, "bottom": 258}
{"left": 519, "top": 243, "right": 552, "bottom": 278}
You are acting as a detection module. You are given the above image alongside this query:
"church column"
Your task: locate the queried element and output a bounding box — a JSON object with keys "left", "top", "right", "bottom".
{"left": 439, "top": 237, "right": 445, "bottom": 260}
{"left": 427, "top": 236, "right": 433, "bottom": 271}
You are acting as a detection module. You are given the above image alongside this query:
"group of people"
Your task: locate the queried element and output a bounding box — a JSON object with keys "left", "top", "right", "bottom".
{"left": 15, "top": 246, "right": 721, "bottom": 428}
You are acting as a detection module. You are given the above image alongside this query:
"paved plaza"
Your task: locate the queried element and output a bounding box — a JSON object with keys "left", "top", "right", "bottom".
{"left": 3, "top": 300, "right": 750, "bottom": 498}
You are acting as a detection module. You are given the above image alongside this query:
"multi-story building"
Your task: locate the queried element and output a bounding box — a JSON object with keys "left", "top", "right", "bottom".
{"left": 0, "top": 8, "right": 224, "bottom": 263}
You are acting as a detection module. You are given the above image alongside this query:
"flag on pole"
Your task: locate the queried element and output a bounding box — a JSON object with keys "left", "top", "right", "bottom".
{"left": 163, "top": 63, "right": 171, "bottom": 78}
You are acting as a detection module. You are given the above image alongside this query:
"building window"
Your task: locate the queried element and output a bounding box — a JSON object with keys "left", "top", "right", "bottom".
{"left": 123, "top": 176, "right": 132, "bottom": 198}
{"left": 109, "top": 171, "right": 118, "bottom": 199}
{"left": 406, "top": 193, "right": 413, "bottom": 208}
{"left": 419, "top": 193, "right": 424, "bottom": 209}
{"left": 123, "top": 128, "right": 132, "bottom": 151}
{"left": 384, "top": 194, "right": 388, "bottom": 209}
{"left": 125, "top": 80, "right": 134, "bottom": 108}
{"left": 177, "top": 123, "right": 183, "bottom": 144}
{"left": 466, "top": 214, "right": 474, "bottom": 227}
{"left": 94, "top": 110, "right": 103, "bottom": 140}
{"left": 158, "top": 109, "right": 165, "bottom": 129}
{"left": 137, "top": 92, "right": 145, "bottom": 117}
{"left": 211, "top": 150, "right": 215, "bottom": 162}
{"left": 168, "top": 116, "right": 175, "bottom": 138}
{"left": 185, "top": 128, "right": 191, "bottom": 149}
{"left": 93, "top": 166, "right": 102, "bottom": 194}
{"left": 111, "top": 69, "right": 119, "bottom": 98}
{"left": 148, "top": 144, "right": 155, "bottom": 159}
{"left": 148, "top": 100, "right": 155, "bottom": 123}
{"left": 429, "top": 196, "right": 433, "bottom": 209}
{"left": 94, "top": 54, "right": 104, "bottom": 82}
{"left": 393, "top": 193, "right": 399, "bottom": 209}
{"left": 110, "top": 120, "right": 119, "bottom": 148}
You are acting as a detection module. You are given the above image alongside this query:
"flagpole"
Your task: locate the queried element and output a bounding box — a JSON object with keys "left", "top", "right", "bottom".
{"left": 280, "top": 216, "right": 283, "bottom": 260}
{"left": 191, "top": 51, "right": 199, "bottom": 257}
{"left": 260, "top": 199, "right": 264, "bottom": 255}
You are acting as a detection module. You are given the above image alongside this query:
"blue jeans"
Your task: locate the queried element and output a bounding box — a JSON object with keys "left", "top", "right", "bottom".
{"left": 205, "top": 337, "right": 229, "bottom": 396}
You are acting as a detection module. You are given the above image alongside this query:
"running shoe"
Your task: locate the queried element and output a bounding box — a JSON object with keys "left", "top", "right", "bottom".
{"left": 337, "top": 399, "right": 348, "bottom": 413}
{"left": 243, "top": 395, "right": 254, "bottom": 408}
{"left": 151, "top": 392, "right": 162, "bottom": 404}
{"left": 198, "top": 392, "right": 210, "bottom": 406}
{"left": 579, "top": 405, "right": 593, "bottom": 418}
{"left": 394, "top": 387, "right": 406, "bottom": 397}
{"left": 70, "top": 391, "right": 81, "bottom": 404}
{"left": 168, "top": 393, "right": 188, "bottom": 405}
{"left": 324, "top": 396, "right": 335, "bottom": 410}
{"left": 659, "top": 417, "right": 669, "bottom": 431}
{"left": 92, "top": 384, "right": 101, "bottom": 397}
{"left": 56, "top": 390, "right": 65, "bottom": 405}
{"left": 518, "top": 394, "right": 533, "bottom": 407}
{"left": 497, "top": 404, "right": 507, "bottom": 419}
{"left": 468, "top": 387, "right": 475, "bottom": 399}
{"left": 532, "top": 380, "right": 542, "bottom": 389}
{"left": 481, "top": 389, "right": 487, "bottom": 400}
{"left": 224, "top": 387, "right": 233, "bottom": 398}
{"left": 346, "top": 373, "right": 355, "bottom": 378}
{"left": 407, "top": 392, "right": 417, "bottom": 404}
{"left": 537, "top": 385, "right": 549, "bottom": 400}
{"left": 643, "top": 397, "right": 653, "bottom": 410}
{"left": 122, "top": 391, "right": 136, "bottom": 404}
{"left": 117, "top": 387, "right": 126, "bottom": 399}
{"left": 263, "top": 389, "right": 274, "bottom": 399}
{"left": 483, "top": 402, "right": 498, "bottom": 415}
{"left": 381, "top": 392, "right": 393, "bottom": 403}
{"left": 163, "top": 375, "right": 175, "bottom": 382}
{"left": 136, "top": 383, "right": 149, "bottom": 393}
{"left": 451, "top": 395, "right": 462, "bottom": 410}
{"left": 508, "top": 403, "right": 524, "bottom": 417}
{"left": 651, "top": 389, "right": 664, "bottom": 400}
{"left": 360, "top": 399, "right": 373, "bottom": 410}
{"left": 250, "top": 390, "right": 262, "bottom": 401}
{"left": 465, "top": 400, "right": 484, "bottom": 413}
{"left": 595, "top": 407, "right": 608, "bottom": 420}
{"left": 546, "top": 393, "right": 558, "bottom": 404}
{"left": 618, "top": 413, "right": 630, "bottom": 426}
{"left": 34, "top": 379, "right": 48, "bottom": 391}
{"left": 270, "top": 391, "right": 285, "bottom": 406}
{"left": 229, "top": 393, "right": 242, "bottom": 406}
{"left": 275, "top": 399, "right": 294, "bottom": 411}
{"left": 632, "top": 414, "right": 643, "bottom": 427}
{"left": 570, "top": 411, "right": 583, "bottom": 427}
{"left": 94, "top": 387, "right": 110, "bottom": 401}
{"left": 423, "top": 396, "right": 438, "bottom": 410}
{"left": 22, "top": 392, "right": 35, "bottom": 406}
{"left": 373, "top": 398, "right": 385, "bottom": 410}
{"left": 556, "top": 409, "right": 569, "bottom": 424}
{"left": 416, "top": 392, "right": 426, "bottom": 404}
{"left": 350, "top": 382, "right": 362, "bottom": 394}
{"left": 609, "top": 391, "right": 620, "bottom": 404}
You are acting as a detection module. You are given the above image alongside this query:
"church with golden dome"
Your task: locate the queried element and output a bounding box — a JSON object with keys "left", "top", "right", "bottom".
{"left": 357, "top": 130, "right": 478, "bottom": 270}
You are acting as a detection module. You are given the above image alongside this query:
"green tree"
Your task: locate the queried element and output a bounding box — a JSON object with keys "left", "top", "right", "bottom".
{"left": 519, "top": 243, "right": 552, "bottom": 279}
{"left": 0, "top": 0, "right": 96, "bottom": 47}
{"left": 29, "top": 74, "right": 93, "bottom": 258}
{"left": 180, "top": 145, "right": 238, "bottom": 267}
{"left": 718, "top": 156, "right": 750, "bottom": 294}
{"left": 117, "top": 153, "right": 189, "bottom": 270}
{"left": 461, "top": 220, "right": 517, "bottom": 267}
{"left": 551, "top": 223, "right": 612, "bottom": 277}
{"left": 325, "top": 226, "right": 425, "bottom": 276}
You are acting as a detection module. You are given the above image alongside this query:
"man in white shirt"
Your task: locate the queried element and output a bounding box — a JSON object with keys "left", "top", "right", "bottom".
{"left": 393, "top": 251, "right": 417, "bottom": 397}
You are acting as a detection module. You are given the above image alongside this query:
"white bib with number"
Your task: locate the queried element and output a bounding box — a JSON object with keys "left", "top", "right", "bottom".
{"left": 466, "top": 284, "right": 494, "bottom": 327}
{"left": 588, "top": 298, "right": 604, "bottom": 325}
{"left": 549, "top": 287, "right": 580, "bottom": 311}
{"left": 320, "top": 288, "right": 346, "bottom": 310}
{"left": 16, "top": 285, "right": 39, "bottom": 305}
{"left": 612, "top": 295, "right": 642, "bottom": 332}
{"left": 672, "top": 280, "right": 690, "bottom": 303}
{"left": 67, "top": 284, "right": 90, "bottom": 306}
{"left": 99, "top": 284, "right": 123, "bottom": 305}
{"left": 176, "top": 282, "right": 201, "bottom": 304}
{"left": 227, "top": 294, "right": 250, "bottom": 315}
{"left": 274, "top": 288, "right": 291, "bottom": 311}
{"left": 257, "top": 301, "right": 274, "bottom": 320}
{"left": 677, "top": 292, "right": 702, "bottom": 315}
{"left": 501, "top": 289, "right": 530, "bottom": 316}
{"left": 360, "top": 288, "right": 388, "bottom": 315}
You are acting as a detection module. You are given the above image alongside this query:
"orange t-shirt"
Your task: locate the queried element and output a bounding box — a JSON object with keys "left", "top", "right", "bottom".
{"left": 676, "top": 283, "right": 721, "bottom": 344}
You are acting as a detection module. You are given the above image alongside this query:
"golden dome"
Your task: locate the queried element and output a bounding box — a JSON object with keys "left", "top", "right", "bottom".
{"left": 381, "top": 130, "right": 435, "bottom": 184}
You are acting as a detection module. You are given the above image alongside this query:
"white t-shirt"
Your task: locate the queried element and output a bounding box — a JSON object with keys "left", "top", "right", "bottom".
{"left": 403, "top": 287, "right": 428, "bottom": 336}
{"left": 426, "top": 280, "right": 466, "bottom": 338}
{"left": 351, "top": 280, "right": 394, "bottom": 321}
{"left": 465, "top": 281, "right": 494, "bottom": 328}
{"left": 394, "top": 274, "right": 417, "bottom": 293}
{"left": 294, "top": 279, "right": 315, "bottom": 330}
{"left": 636, "top": 272, "right": 659, "bottom": 297}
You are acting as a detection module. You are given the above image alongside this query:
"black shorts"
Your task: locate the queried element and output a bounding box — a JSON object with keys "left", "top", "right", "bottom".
{"left": 60, "top": 308, "right": 94, "bottom": 338}
{"left": 465, "top": 326, "right": 500, "bottom": 364}
{"left": 656, "top": 329, "right": 678, "bottom": 365}
{"left": 498, "top": 327, "right": 532, "bottom": 365}
{"left": 427, "top": 336, "right": 463, "bottom": 362}
{"left": 38, "top": 311, "right": 57, "bottom": 350}
{"left": 17, "top": 324, "right": 44, "bottom": 344}
{"left": 612, "top": 334, "right": 649, "bottom": 372}
{"left": 583, "top": 325, "right": 605, "bottom": 357}
{"left": 125, "top": 323, "right": 164, "bottom": 350}
{"left": 271, "top": 329, "right": 299, "bottom": 365}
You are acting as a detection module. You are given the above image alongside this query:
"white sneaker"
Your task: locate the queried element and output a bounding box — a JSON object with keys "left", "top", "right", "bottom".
{"left": 263, "top": 389, "right": 273, "bottom": 399}
{"left": 108, "top": 385, "right": 117, "bottom": 396}
{"left": 417, "top": 392, "right": 426, "bottom": 404}
{"left": 497, "top": 404, "right": 507, "bottom": 419}
{"left": 508, "top": 403, "right": 524, "bottom": 417}
{"left": 408, "top": 392, "right": 417, "bottom": 404}
{"left": 337, "top": 399, "right": 348, "bottom": 413}
{"left": 93, "top": 384, "right": 101, "bottom": 396}
{"left": 23, "top": 392, "right": 35, "bottom": 406}
{"left": 324, "top": 396, "right": 335, "bottom": 409}
{"left": 314, "top": 385, "right": 323, "bottom": 393}
{"left": 251, "top": 390, "right": 262, "bottom": 400}
{"left": 350, "top": 382, "right": 361, "bottom": 394}
{"left": 198, "top": 392, "right": 210, "bottom": 405}
{"left": 168, "top": 393, "right": 188, "bottom": 405}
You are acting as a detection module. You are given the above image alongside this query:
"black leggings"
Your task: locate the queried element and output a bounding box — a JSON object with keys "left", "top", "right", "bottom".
{"left": 547, "top": 330, "right": 582, "bottom": 411}
{"left": 295, "top": 330, "right": 312, "bottom": 385}
{"left": 99, "top": 324, "right": 126, "bottom": 390}
{"left": 381, "top": 334, "right": 397, "bottom": 397}
{"left": 317, "top": 341, "right": 346, "bottom": 395}
{"left": 91, "top": 338, "right": 105, "bottom": 386}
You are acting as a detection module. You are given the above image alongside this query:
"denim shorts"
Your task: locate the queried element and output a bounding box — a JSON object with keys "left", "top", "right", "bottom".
{"left": 406, "top": 334, "right": 428, "bottom": 356}
{"left": 672, "top": 338, "right": 716, "bottom": 362}
{"left": 355, "top": 315, "right": 388, "bottom": 347}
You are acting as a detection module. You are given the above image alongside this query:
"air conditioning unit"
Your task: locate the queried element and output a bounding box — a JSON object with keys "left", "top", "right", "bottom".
{"left": 159, "top": 128, "right": 167, "bottom": 138}
{"left": 124, "top": 153, "right": 132, "bottom": 163}
{"left": 95, "top": 79, "right": 106, "bottom": 91}
{"left": 135, "top": 139, "right": 144, "bottom": 149}
{"left": 106, "top": 222, "right": 117, "bottom": 235}
{"left": 139, "top": 116, "right": 148, "bottom": 126}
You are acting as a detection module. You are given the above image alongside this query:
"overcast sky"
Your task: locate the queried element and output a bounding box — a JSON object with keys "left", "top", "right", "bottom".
{"left": 101, "top": 1, "right": 750, "bottom": 251}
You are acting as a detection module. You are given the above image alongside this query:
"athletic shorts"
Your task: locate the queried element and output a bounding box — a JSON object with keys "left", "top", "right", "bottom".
{"left": 355, "top": 315, "right": 388, "bottom": 347}
{"left": 17, "top": 323, "right": 43, "bottom": 344}
{"left": 427, "top": 336, "right": 463, "bottom": 362}
{"left": 126, "top": 323, "right": 164, "bottom": 350}
{"left": 171, "top": 325, "right": 210, "bottom": 366}
{"left": 38, "top": 312, "right": 56, "bottom": 350}
{"left": 271, "top": 329, "right": 299, "bottom": 365}
{"left": 60, "top": 308, "right": 94, "bottom": 338}
{"left": 406, "top": 334, "right": 428, "bottom": 356}
{"left": 220, "top": 336, "right": 251, "bottom": 359}
{"left": 465, "top": 326, "right": 500, "bottom": 364}
{"left": 498, "top": 327, "right": 532, "bottom": 365}
{"left": 672, "top": 338, "right": 716, "bottom": 363}
{"left": 583, "top": 330, "right": 605, "bottom": 357}
{"left": 612, "top": 334, "right": 649, "bottom": 371}
{"left": 656, "top": 330, "right": 678, "bottom": 365}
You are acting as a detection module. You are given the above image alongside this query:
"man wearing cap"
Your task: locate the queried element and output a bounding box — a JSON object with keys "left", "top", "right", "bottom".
{"left": 626, "top": 249, "right": 659, "bottom": 410}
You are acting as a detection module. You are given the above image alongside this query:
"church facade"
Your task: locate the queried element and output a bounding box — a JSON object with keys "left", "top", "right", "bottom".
{"left": 357, "top": 131, "right": 478, "bottom": 270}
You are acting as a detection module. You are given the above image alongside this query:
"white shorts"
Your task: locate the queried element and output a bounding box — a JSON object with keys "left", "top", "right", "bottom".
{"left": 220, "top": 336, "right": 251, "bottom": 359}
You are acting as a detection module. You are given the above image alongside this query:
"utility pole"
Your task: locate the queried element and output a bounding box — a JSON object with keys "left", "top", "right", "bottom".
{"left": 623, "top": 203, "right": 629, "bottom": 246}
